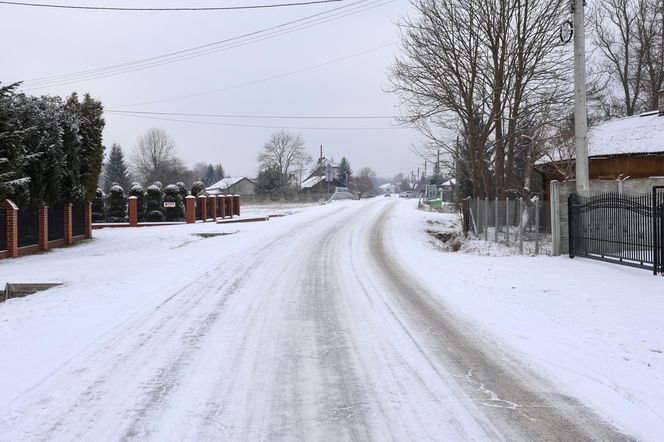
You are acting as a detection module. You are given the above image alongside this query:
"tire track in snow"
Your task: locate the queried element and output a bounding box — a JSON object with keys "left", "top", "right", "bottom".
{"left": 368, "top": 201, "right": 631, "bottom": 441}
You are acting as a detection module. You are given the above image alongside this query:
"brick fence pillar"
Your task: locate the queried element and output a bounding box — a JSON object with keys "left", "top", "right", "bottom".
{"left": 85, "top": 201, "right": 93, "bottom": 238}
{"left": 128, "top": 196, "right": 138, "bottom": 227}
{"left": 198, "top": 195, "right": 207, "bottom": 222}
{"left": 226, "top": 195, "right": 233, "bottom": 219}
{"left": 218, "top": 195, "right": 225, "bottom": 219}
{"left": 64, "top": 203, "right": 73, "bottom": 246}
{"left": 39, "top": 205, "right": 49, "bottom": 251}
{"left": 3, "top": 199, "right": 18, "bottom": 258}
{"left": 210, "top": 195, "right": 217, "bottom": 221}
{"left": 233, "top": 195, "right": 240, "bottom": 216}
{"left": 185, "top": 196, "right": 196, "bottom": 224}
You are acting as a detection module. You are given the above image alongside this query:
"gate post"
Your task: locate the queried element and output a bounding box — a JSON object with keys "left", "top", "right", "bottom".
{"left": 568, "top": 195, "right": 574, "bottom": 258}
{"left": 128, "top": 196, "right": 138, "bottom": 227}
{"left": 550, "top": 180, "right": 561, "bottom": 256}
{"left": 85, "top": 201, "right": 93, "bottom": 238}
{"left": 210, "top": 195, "right": 217, "bottom": 221}
{"left": 39, "top": 205, "right": 49, "bottom": 251}
{"left": 4, "top": 199, "right": 18, "bottom": 258}
{"left": 198, "top": 195, "right": 207, "bottom": 222}
{"left": 185, "top": 196, "right": 196, "bottom": 224}
{"left": 64, "top": 203, "right": 73, "bottom": 246}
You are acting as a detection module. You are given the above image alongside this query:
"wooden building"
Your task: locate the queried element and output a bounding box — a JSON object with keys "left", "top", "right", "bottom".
{"left": 536, "top": 95, "right": 664, "bottom": 198}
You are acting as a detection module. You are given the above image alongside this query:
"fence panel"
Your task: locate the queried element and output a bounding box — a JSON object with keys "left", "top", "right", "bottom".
{"left": 195, "top": 201, "right": 201, "bottom": 220}
{"left": 48, "top": 205, "right": 65, "bottom": 241}
{"left": 569, "top": 192, "right": 655, "bottom": 270}
{"left": 466, "top": 197, "right": 550, "bottom": 254}
{"left": 206, "top": 198, "right": 213, "bottom": 220}
{"left": 18, "top": 207, "right": 39, "bottom": 248}
{"left": 0, "top": 207, "right": 6, "bottom": 251}
{"left": 72, "top": 202, "right": 86, "bottom": 236}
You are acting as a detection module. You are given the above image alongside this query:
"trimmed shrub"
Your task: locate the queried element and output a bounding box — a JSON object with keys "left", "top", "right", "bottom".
{"left": 92, "top": 188, "right": 105, "bottom": 222}
{"left": 106, "top": 184, "right": 127, "bottom": 222}
{"left": 152, "top": 181, "right": 163, "bottom": 190}
{"left": 176, "top": 181, "right": 188, "bottom": 200}
{"left": 191, "top": 181, "right": 205, "bottom": 197}
{"left": 163, "top": 184, "right": 185, "bottom": 221}
{"left": 145, "top": 184, "right": 164, "bottom": 222}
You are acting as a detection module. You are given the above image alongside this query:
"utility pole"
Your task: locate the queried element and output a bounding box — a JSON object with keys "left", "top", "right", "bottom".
{"left": 436, "top": 148, "right": 441, "bottom": 188}
{"left": 573, "top": 0, "right": 590, "bottom": 196}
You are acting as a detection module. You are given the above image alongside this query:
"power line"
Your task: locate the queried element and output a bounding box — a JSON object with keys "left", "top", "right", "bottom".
{"left": 0, "top": 0, "right": 342, "bottom": 11}
{"left": 107, "top": 112, "right": 408, "bottom": 130}
{"left": 107, "top": 42, "right": 396, "bottom": 109}
{"left": 105, "top": 110, "right": 397, "bottom": 119}
{"left": 21, "top": 0, "right": 391, "bottom": 89}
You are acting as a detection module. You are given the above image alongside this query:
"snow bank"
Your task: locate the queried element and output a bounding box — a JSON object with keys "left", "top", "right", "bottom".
{"left": 390, "top": 200, "right": 664, "bottom": 440}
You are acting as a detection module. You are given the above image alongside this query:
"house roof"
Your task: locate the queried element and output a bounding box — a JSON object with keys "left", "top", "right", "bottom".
{"left": 587, "top": 112, "right": 664, "bottom": 157}
{"left": 539, "top": 112, "right": 664, "bottom": 165}
{"left": 206, "top": 176, "right": 254, "bottom": 191}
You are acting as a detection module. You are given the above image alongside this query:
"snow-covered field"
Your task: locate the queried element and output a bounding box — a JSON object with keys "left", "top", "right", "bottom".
{"left": 0, "top": 199, "right": 661, "bottom": 440}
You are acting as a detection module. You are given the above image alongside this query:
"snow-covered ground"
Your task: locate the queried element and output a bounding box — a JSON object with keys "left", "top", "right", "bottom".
{"left": 0, "top": 199, "right": 661, "bottom": 440}
{"left": 392, "top": 200, "right": 664, "bottom": 440}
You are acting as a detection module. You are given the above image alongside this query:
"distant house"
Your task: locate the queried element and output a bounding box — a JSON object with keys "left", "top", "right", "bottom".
{"left": 378, "top": 183, "right": 396, "bottom": 194}
{"left": 536, "top": 93, "right": 664, "bottom": 197}
{"left": 301, "top": 157, "right": 346, "bottom": 193}
{"left": 206, "top": 177, "right": 257, "bottom": 195}
{"left": 441, "top": 178, "right": 456, "bottom": 202}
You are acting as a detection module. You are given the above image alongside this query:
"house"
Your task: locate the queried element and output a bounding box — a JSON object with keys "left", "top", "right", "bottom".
{"left": 441, "top": 178, "right": 456, "bottom": 202}
{"left": 206, "top": 177, "right": 257, "bottom": 195}
{"left": 536, "top": 90, "right": 664, "bottom": 197}
{"left": 301, "top": 157, "right": 347, "bottom": 193}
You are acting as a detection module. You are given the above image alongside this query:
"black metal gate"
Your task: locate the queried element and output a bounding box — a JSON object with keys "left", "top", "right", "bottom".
{"left": 569, "top": 187, "right": 664, "bottom": 274}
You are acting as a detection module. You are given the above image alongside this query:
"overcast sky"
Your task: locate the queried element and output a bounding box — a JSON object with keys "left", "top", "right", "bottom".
{"left": 2, "top": 0, "right": 423, "bottom": 179}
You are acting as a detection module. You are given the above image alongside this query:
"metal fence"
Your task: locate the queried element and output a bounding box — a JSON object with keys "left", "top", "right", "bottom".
{"left": 0, "top": 207, "right": 6, "bottom": 251}
{"left": 206, "top": 198, "right": 213, "bottom": 220}
{"left": 17, "top": 207, "right": 39, "bottom": 248}
{"left": 465, "top": 197, "right": 550, "bottom": 254}
{"left": 48, "top": 205, "right": 65, "bottom": 241}
{"left": 569, "top": 188, "right": 664, "bottom": 274}
{"left": 72, "top": 202, "right": 86, "bottom": 236}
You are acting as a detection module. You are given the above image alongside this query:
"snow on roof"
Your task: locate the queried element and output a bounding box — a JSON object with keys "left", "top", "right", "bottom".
{"left": 206, "top": 177, "right": 252, "bottom": 191}
{"left": 540, "top": 113, "right": 664, "bottom": 165}
{"left": 301, "top": 175, "right": 324, "bottom": 189}
{"left": 442, "top": 178, "right": 456, "bottom": 186}
{"left": 587, "top": 113, "right": 664, "bottom": 156}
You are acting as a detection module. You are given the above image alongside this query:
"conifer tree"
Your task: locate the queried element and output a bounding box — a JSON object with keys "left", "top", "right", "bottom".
{"left": 104, "top": 143, "right": 131, "bottom": 191}
{"left": 338, "top": 157, "right": 353, "bottom": 186}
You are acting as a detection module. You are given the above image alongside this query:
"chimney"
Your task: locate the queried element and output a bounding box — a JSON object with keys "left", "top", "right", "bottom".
{"left": 659, "top": 89, "right": 664, "bottom": 116}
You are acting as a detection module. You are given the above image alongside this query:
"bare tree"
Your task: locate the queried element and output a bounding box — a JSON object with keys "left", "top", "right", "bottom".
{"left": 390, "top": 0, "right": 570, "bottom": 199}
{"left": 257, "top": 130, "right": 311, "bottom": 192}
{"left": 592, "top": 0, "right": 646, "bottom": 116}
{"left": 131, "top": 128, "right": 177, "bottom": 184}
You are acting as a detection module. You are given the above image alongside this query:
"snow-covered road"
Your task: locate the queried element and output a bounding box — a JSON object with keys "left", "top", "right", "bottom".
{"left": 0, "top": 199, "right": 630, "bottom": 440}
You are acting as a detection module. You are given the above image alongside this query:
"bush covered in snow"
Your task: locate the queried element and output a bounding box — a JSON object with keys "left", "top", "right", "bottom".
{"left": 145, "top": 184, "right": 164, "bottom": 222}
{"left": 92, "top": 188, "right": 105, "bottom": 222}
{"left": 176, "top": 182, "right": 188, "bottom": 200}
{"left": 128, "top": 182, "right": 147, "bottom": 222}
{"left": 106, "top": 184, "right": 127, "bottom": 222}
{"left": 191, "top": 181, "right": 206, "bottom": 197}
{"left": 163, "top": 184, "right": 185, "bottom": 221}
